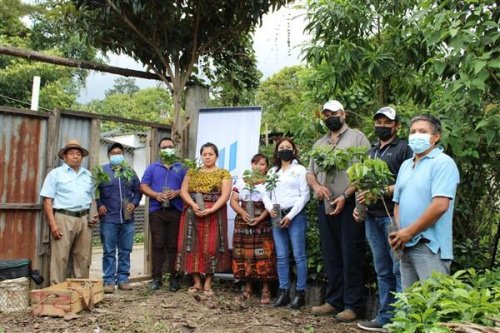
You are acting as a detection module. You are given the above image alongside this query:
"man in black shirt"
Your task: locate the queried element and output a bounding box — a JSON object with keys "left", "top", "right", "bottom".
{"left": 356, "top": 107, "right": 413, "bottom": 332}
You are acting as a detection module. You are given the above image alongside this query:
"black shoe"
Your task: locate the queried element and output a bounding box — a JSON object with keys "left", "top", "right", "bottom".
{"left": 168, "top": 277, "right": 181, "bottom": 292}
{"left": 273, "top": 289, "right": 290, "bottom": 307}
{"left": 150, "top": 279, "right": 163, "bottom": 290}
{"left": 287, "top": 290, "right": 305, "bottom": 309}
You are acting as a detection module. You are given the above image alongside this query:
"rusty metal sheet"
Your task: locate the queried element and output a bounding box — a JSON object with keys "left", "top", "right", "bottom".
{"left": 0, "top": 111, "right": 47, "bottom": 262}
{"left": 57, "top": 116, "right": 92, "bottom": 168}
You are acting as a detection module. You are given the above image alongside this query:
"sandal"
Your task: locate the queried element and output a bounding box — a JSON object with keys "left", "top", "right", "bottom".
{"left": 203, "top": 289, "right": 214, "bottom": 297}
{"left": 187, "top": 286, "right": 201, "bottom": 294}
{"left": 238, "top": 290, "right": 252, "bottom": 301}
{"left": 260, "top": 290, "right": 270, "bottom": 304}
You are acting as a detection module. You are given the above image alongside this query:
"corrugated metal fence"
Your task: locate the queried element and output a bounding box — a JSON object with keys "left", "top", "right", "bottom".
{"left": 0, "top": 106, "right": 171, "bottom": 286}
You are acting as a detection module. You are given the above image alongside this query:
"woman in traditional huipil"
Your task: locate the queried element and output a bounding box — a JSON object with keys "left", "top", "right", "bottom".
{"left": 231, "top": 154, "right": 277, "bottom": 304}
{"left": 176, "top": 142, "right": 232, "bottom": 296}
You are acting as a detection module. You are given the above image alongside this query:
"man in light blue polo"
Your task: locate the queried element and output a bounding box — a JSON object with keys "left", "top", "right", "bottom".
{"left": 389, "top": 115, "right": 459, "bottom": 289}
{"left": 40, "top": 139, "right": 98, "bottom": 285}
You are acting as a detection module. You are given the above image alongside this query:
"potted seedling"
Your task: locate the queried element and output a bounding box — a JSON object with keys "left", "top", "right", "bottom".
{"left": 179, "top": 158, "right": 205, "bottom": 211}
{"left": 242, "top": 168, "right": 266, "bottom": 220}
{"left": 91, "top": 165, "right": 110, "bottom": 224}
{"left": 307, "top": 146, "right": 367, "bottom": 214}
{"left": 347, "top": 158, "right": 393, "bottom": 220}
{"left": 159, "top": 149, "right": 180, "bottom": 209}
{"left": 264, "top": 170, "right": 280, "bottom": 227}
{"left": 112, "top": 161, "right": 135, "bottom": 220}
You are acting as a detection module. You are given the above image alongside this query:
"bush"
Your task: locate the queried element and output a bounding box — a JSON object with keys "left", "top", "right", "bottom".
{"left": 387, "top": 269, "right": 500, "bottom": 333}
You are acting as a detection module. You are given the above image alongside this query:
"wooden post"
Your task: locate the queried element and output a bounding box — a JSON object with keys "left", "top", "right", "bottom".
{"left": 185, "top": 85, "right": 209, "bottom": 158}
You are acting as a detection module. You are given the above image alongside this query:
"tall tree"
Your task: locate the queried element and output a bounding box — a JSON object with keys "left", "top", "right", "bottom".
{"left": 105, "top": 77, "right": 139, "bottom": 97}
{"left": 62, "top": 0, "right": 290, "bottom": 154}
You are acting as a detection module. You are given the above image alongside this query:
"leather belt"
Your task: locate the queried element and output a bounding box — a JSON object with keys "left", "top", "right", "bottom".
{"left": 55, "top": 209, "right": 89, "bottom": 217}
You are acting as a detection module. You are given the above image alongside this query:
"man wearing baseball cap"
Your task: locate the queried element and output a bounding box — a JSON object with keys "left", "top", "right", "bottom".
{"left": 307, "top": 100, "right": 370, "bottom": 322}
{"left": 355, "top": 107, "right": 413, "bottom": 332}
{"left": 40, "top": 139, "right": 97, "bottom": 285}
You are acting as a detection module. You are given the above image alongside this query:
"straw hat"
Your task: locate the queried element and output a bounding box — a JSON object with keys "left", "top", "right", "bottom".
{"left": 58, "top": 139, "right": 89, "bottom": 159}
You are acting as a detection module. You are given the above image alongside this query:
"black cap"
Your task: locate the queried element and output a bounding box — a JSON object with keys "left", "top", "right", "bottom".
{"left": 107, "top": 142, "right": 124, "bottom": 154}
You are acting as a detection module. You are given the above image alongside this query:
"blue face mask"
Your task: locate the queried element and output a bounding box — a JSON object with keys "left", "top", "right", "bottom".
{"left": 110, "top": 154, "right": 124, "bottom": 165}
{"left": 408, "top": 133, "right": 432, "bottom": 154}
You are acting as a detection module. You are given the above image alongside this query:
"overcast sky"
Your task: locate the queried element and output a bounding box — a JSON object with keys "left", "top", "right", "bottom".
{"left": 77, "top": 3, "right": 309, "bottom": 103}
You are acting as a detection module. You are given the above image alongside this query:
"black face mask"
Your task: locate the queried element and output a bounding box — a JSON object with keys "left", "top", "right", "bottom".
{"left": 374, "top": 126, "right": 394, "bottom": 141}
{"left": 278, "top": 149, "right": 294, "bottom": 162}
{"left": 324, "top": 116, "right": 343, "bottom": 131}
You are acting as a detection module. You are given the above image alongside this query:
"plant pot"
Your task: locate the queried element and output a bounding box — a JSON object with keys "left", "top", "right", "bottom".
{"left": 162, "top": 186, "right": 170, "bottom": 208}
{"left": 245, "top": 200, "right": 255, "bottom": 220}
{"left": 193, "top": 192, "right": 206, "bottom": 211}
{"left": 388, "top": 220, "right": 403, "bottom": 260}
{"left": 122, "top": 198, "right": 131, "bottom": 220}
{"left": 355, "top": 192, "right": 367, "bottom": 222}
{"left": 272, "top": 203, "right": 282, "bottom": 228}
{"left": 324, "top": 194, "right": 335, "bottom": 215}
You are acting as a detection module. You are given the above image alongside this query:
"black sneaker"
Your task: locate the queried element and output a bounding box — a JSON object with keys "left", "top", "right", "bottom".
{"left": 150, "top": 279, "right": 163, "bottom": 291}
{"left": 168, "top": 277, "right": 181, "bottom": 292}
{"left": 357, "top": 320, "right": 387, "bottom": 332}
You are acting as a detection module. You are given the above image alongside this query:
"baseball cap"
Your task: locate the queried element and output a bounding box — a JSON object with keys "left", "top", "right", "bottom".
{"left": 374, "top": 106, "right": 398, "bottom": 121}
{"left": 322, "top": 100, "right": 344, "bottom": 113}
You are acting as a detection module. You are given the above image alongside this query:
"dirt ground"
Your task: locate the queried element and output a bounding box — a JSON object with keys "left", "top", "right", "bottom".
{"left": 0, "top": 281, "right": 362, "bottom": 333}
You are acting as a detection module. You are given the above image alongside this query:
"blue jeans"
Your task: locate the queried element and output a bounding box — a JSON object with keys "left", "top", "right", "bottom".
{"left": 365, "top": 215, "right": 401, "bottom": 325}
{"left": 100, "top": 222, "right": 135, "bottom": 285}
{"left": 273, "top": 211, "right": 307, "bottom": 291}
{"left": 400, "top": 242, "right": 451, "bottom": 290}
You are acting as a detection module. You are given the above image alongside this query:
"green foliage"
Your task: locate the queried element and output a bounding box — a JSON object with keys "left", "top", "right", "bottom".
{"left": 264, "top": 170, "right": 280, "bottom": 203}
{"left": 112, "top": 162, "right": 135, "bottom": 183}
{"left": 78, "top": 85, "right": 172, "bottom": 131}
{"left": 206, "top": 32, "right": 262, "bottom": 107}
{"left": 306, "top": 146, "right": 367, "bottom": 172}
{"left": 91, "top": 165, "right": 110, "bottom": 198}
{"left": 62, "top": 0, "right": 289, "bottom": 142}
{"left": 0, "top": 0, "right": 96, "bottom": 110}
{"left": 303, "top": 0, "right": 499, "bottom": 269}
{"left": 105, "top": 77, "right": 139, "bottom": 97}
{"left": 305, "top": 198, "right": 325, "bottom": 282}
{"left": 347, "top": 159, "right": 393, "bottom": 205}
{"left": 387, "top": 269, "right": 500, "bottom": 333}
{"left": 242, "top": 169, "right": 266, "bottom": 192}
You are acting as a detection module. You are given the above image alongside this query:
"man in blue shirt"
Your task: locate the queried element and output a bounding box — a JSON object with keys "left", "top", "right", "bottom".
{"left": 141, "top": 137, "right": 187, "bottom": 291}
{"left": 97, "top": 142, "right": 142, "bottom": 293}
{"left": 40, "top": 139, "right": 97, "bottom": 285}
{"left": 390, "top": 115, "right": 459, "bottom": 290}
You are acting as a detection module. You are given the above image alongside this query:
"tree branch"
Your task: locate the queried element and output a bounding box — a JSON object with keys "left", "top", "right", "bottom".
{"left": 0, "top": 45, "right": 168, "bottom": 81}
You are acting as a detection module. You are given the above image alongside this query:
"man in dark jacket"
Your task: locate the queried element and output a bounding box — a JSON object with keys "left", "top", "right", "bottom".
{"left": 97, "top": 142, "right": 142, "bottom": 293}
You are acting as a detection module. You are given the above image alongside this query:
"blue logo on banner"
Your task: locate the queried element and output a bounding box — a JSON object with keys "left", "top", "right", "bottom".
{"left": 218, "top": 141, "right": 238, "bottom": 172}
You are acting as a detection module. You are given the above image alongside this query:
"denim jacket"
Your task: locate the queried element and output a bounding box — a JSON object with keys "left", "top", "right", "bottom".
{"left": 96, "top": 163, "right": 142, "bottom": 224}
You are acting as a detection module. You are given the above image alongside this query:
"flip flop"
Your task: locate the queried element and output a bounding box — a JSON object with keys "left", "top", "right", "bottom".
{"left": 187, "top": 286, "right": 201, "bottom": 294}
{"left": 238, "top": 290, "right": 252, "bottom": 301}
{"left": 203, "top": 289, "right": 214, "bottom": 297}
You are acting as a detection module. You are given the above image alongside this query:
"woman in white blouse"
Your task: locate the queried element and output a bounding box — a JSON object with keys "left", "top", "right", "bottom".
{"left": 262, "top": 137, "right": 310, "bottom": 309}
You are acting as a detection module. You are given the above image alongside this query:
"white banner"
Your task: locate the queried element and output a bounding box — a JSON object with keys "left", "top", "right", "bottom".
{"left": 195, "top": 106, "right": 262, "bottom": 248}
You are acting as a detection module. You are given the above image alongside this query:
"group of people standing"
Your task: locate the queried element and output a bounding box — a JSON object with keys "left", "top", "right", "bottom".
{"left": 40, "top": 99, "right": 459, "bottom": 332}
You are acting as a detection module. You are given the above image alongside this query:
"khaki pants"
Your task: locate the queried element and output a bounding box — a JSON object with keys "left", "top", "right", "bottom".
{"left": 50, "top": 212, "right": 92, "bottom": 285}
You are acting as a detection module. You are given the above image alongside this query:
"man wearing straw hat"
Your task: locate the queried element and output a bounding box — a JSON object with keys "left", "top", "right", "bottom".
{"left": 40, "top": 139, "right": 98, "bottom": 285}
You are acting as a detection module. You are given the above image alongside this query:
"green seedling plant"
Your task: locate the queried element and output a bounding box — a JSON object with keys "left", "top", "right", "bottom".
{"left": 347, "top": 158, "right": 393, "bottom": 206}
{"left": 387, "top": 269, "right": 500, "bottom": 333}
{"left": 112, "top": 161, "right": 135, "bottom": 183}
{"left": 91, "top": 165, "right": 110, "bottom": 198}
{"left": 242, "top": 168, "right": 266, "bottom": 220}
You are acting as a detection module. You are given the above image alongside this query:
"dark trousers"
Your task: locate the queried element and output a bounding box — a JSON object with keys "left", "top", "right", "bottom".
{"left": 149, "top": 209, "right": 181, "bottom": 280}
{"left": 317, "top": 200, "right": 366, "bottom": 313}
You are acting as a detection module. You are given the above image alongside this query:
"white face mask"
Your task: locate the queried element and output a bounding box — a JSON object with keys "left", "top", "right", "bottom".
{"left": 161, "top": 148, "right": 176, "bottom": 156}
{"left": 408, "top": 133, "right": 432, "bottom": 154}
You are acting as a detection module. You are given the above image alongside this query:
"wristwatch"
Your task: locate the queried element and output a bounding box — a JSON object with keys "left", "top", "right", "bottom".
{"left": 341, "top": 192, "right": 349, "bottom": 200}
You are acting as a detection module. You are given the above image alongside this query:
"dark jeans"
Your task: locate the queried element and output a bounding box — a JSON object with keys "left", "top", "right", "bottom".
{"left": 317, "top": 200, "right": 366, "bottom": 313}
{"left": 149, "top": 209, "right": 181, "bottom": 280}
